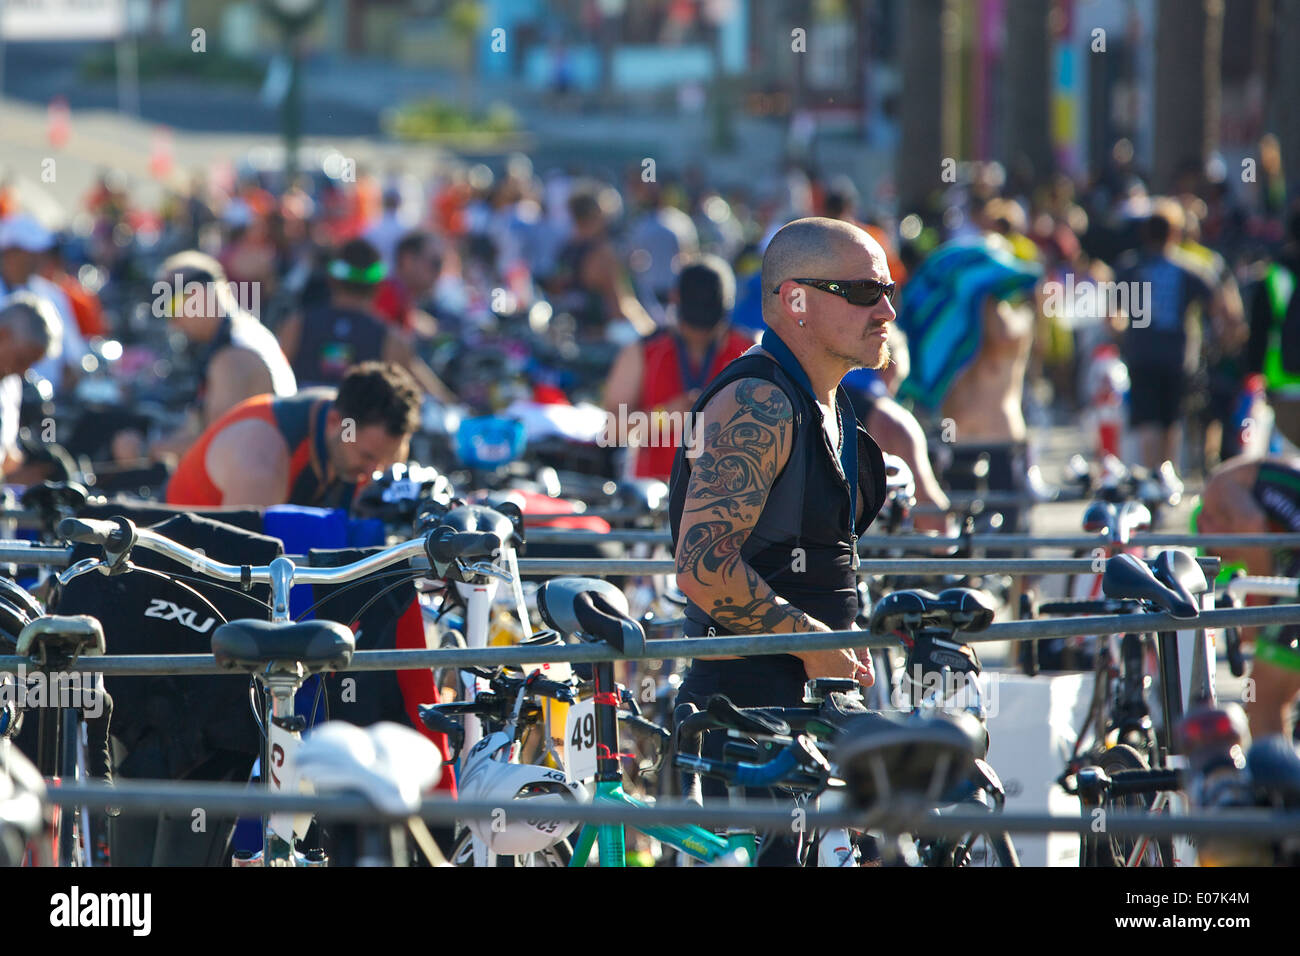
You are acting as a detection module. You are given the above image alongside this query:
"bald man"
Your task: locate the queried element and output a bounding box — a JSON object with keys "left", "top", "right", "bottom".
{"left": 667, "top": 218, "right": 894, "bottom": 864}
{"left": 669, "top": 216, "right": 894, "bottom": 706}
{"left": 1198, "top": 454, "right": 1300, "bottom": 739}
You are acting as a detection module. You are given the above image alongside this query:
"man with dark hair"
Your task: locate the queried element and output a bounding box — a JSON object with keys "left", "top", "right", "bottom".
{"left": 603, "top": 255, "right": 754, "bottom": 480}
{"left": 0, "top": 291, "right": 61, "bottom": 479}
{"left": 545, "top": 189, "right": 655, "bottom": 338}
{"left": 1246, "top": 207, "right": 1300, "bottom": 446}
{"left": 165, "top": 361, "right": 421, "bottom": 510}
{"left": 277, "top": 237, "right": 454, "bottom": 401}
{"left": 1116, "top": 198, "right": 1224, "bottom": 469}
{"left": 373, "top": 231, "right": 442, "bottom": 337}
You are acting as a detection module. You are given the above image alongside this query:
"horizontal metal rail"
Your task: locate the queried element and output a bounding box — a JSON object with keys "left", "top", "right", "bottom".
{"left": 525, "top": 528, "right": 1300, "bottom": 552}
{"left": 1, "top": 602, "right": 1292, "bottom": 676}
{"left": 0, "top": 544, "right": 75, "bottom": 566}
{"left": 514, "top": 556, "right": 1220, "bottom": 577}
{"left": 1228, "top": 575, "right": 1299, "bottom": 600}
{"left": 39, "top": 780, "right": 1300, "bottom": 839}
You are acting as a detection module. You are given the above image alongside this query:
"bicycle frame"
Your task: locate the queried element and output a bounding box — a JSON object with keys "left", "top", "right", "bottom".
{"left": 566, "top": 658, "right": 754, "bottom": 867}
{"left": 59, "top": 523, "right": 434, "bottom": 867}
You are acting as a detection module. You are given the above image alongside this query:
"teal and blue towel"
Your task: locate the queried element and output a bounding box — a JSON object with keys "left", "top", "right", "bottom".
{"left": 895, "top": 239, "right": 1042, "bottom": 412}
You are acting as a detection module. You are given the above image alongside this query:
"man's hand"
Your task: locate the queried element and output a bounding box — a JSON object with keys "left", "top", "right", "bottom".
{"left": 798, "top": 646, "right": 873, "bottom": 686}
{"left": 797, "top": 619, "right": 873, "bottom": 687}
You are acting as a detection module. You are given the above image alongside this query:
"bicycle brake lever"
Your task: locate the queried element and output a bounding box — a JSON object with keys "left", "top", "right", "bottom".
{"left": 459, "top": 560, "right": 511, "bottom": 582}
{"left": 56, "top": 557, "right": 112, "bottom": 587}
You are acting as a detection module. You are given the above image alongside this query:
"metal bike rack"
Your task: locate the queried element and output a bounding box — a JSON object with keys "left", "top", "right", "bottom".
{"left": 1, "top": 601, "right": 1293, "bottom": 677}
{"left": 39, "top": 779, "right": 1300, "bottom": 841}
{"left": 512, "top": 556, "right": 1221, "bottom": 577}
{"left": 525, "top": 528, "right": 1300, "bottom": 552}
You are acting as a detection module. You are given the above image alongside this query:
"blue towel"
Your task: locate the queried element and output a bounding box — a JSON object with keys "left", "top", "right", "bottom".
{"left": 894, "top": 239, "right": 1042, "bottom": 412}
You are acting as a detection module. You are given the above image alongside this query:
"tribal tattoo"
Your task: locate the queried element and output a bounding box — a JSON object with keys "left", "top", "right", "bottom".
{"left": 676, "top": 379, "right": 802, "bottom": 635}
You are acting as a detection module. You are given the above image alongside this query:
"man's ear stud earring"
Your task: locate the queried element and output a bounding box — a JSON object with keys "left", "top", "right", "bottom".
{"left": 798, "top": 319, "right": 806, "bottom": 327}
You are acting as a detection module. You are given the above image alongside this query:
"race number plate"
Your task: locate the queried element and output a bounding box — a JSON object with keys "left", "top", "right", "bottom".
{"left": 564, "top": 698, "right": 597, "bottom": 783}
{"left": 266, "top": 720, "right": 311, "bottom": 843}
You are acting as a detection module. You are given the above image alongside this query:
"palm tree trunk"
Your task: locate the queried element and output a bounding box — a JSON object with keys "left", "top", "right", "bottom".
{"left": 1277, "top": 0, "right": 1300, "bottom": 193}
{"left": 898, "top": 0, "right": 949, "bottom": 212}
{"left": 1003, "top": 0, "right": 1053, "bottom": 184}
{"left": 1153, "top": 0, "right": 1224, "bottom": 192}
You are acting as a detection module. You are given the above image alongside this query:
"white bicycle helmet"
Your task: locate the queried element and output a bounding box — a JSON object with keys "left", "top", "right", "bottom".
{"left": 457, "top": 731, "right": 584, "bottom": 856}
{"left": 295, "top": 721, "right": 442, "bottom": 817}
{"left": 882, "top": 452, "right": 916, "bottom": 501}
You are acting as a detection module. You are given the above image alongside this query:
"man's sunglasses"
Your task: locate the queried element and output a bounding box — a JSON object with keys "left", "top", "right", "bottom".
{"left": 772, "top": 277, "right": 896, "bottom": 307}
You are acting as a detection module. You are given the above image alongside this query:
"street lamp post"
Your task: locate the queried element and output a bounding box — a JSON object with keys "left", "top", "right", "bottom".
{"left": 260, "top": 0, "right": 324, "bottom": 185}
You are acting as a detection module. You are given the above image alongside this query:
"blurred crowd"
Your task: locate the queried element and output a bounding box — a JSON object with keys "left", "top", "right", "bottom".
{"left": 0, "top": 128, "right": 1295, "bottom": 495}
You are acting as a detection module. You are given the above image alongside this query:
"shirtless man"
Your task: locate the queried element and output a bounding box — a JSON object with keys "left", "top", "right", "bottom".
{"left": 858, "top": 325, "right": 952, "bottom": 534}
{"left": 940, "top": 292, "right": 1036, "bottom": 532}
{"left": 1198, "top": 454, "right": 1300, "bottom": 739}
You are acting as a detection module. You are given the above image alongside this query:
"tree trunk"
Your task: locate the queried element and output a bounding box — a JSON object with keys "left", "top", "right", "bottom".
{"left": 1153, "top": 0, "right": 1224, "bottom": 192}
{"left": 898, "top": 0, "right": 948, "bottom": 213}
{"left": 1277, "top": 0, "right": 1300, "bottom": 194}
{"left": 1003, "top": 0, "right": 1054, "bottom": 185}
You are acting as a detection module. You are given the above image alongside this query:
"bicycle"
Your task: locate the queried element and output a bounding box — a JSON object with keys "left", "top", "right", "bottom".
{"left": 1049, "top": 550, "right": 1211, "bottom": 866}
{"left": 534, "top": 575, "right": 829, "bottom": 866}
{"left": 865, "top": 585, "right": 1020, "bottom": 866}
{"left": 421, "top": 664, "right": 587, "bottom": 867}
{"left": 54, "top": 513, "right": 500, "bottom": 866}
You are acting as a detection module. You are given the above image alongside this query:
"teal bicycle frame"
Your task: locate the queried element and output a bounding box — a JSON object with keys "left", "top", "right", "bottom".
{"left": 566, "top": 659, "right": 755, "bottom": 866}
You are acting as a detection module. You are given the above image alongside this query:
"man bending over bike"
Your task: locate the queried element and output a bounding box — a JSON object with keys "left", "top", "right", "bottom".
{"left": 165, "top": 361, "right": 421, "bottom": 511}
{"left": 1198, "top": 453, "right": 1300, "bottom": 738}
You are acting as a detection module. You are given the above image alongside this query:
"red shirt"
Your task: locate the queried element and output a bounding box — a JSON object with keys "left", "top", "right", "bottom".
{"left": 372, "top": 278, "right": 412, "bottom": 330}
{"left": 634, "top": 328, "right": 753, "bottom": 480}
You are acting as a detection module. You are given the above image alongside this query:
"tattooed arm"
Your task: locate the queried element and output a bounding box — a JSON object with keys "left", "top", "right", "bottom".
{"left": 674, "top": 378, "right": 871, "bottom": 684}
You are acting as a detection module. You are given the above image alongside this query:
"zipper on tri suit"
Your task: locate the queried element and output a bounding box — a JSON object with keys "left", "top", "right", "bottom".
{"left": 816, "top": 402, "right": 859, "bottom": 571}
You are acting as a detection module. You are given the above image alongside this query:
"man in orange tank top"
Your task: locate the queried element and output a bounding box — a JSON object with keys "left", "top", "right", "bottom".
{"left": 602, "top": 256, "right": 755, "bottom": 481}
{"left": 165, "top": 362, "right": 421, "bottom": 510}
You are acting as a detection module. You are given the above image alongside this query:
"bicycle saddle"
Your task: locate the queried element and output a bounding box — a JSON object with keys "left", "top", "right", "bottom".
{"left": 211, "top": 618, "right": 356, "bottom": 674}
{"left": 435, "top": 504, "right": 520, "bottom": 549}
{"left": 294, "top": 721, "right": 441, "bottom": 816}
{"left": 20, "top": 480, "right": 89, "bottom": 516}
{"left": 1149, "top": 549, "right": 1207, "bottom": 607}
{"left": 704, "top": 694, "right": 790, "bottom": 738}
{"left": 536, "top": 577, "right": 645, "bottom": 656}
{"left": 1246, "top": 736, "right": 1300, "bottom": 809}
{"left": 16, "top": 615, "right": 105, "bottom": 662}
{"left": 835, "top": 710, "right": 985, "bottom": 809}
{"left": 869, "top": 587, "right": 997, "bottom": 636}
{"left": 1101, "top": 553, "right": 1199, "bottom": 620}
{"left": 614, "top": 478, "right": 670, "bottom": 514}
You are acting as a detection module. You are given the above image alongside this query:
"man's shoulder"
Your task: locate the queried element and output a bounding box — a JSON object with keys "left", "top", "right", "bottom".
{"left": 698, "top": 360, "right": 798, "bottom": 419}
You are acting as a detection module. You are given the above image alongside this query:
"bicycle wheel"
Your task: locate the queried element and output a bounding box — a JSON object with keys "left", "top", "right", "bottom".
{"left": 0, "top": 578, "right": 44, "bottom": 622}
{"left": 957, "top": 830, "right": 1020, "bottom": 867}
{"left": 1093, "top": 743, "right": 1175, "bottom": 867}
{"left": 449, "top": 828, "right": 571, "bottom": 867}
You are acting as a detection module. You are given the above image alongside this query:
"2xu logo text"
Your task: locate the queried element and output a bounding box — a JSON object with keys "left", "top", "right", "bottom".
{"left": 144, "top": 598, "right": 216, "bottom": 634}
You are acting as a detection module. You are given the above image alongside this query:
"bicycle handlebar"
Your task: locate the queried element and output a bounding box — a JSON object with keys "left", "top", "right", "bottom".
{"left": 426, "top": 527, "right": 501, "bottom": 564}
{"left": 58, "top": 516, "right": 124, "bottom": 546}
{"left": 60, "top": 516, "right": 431, "bottom": 588}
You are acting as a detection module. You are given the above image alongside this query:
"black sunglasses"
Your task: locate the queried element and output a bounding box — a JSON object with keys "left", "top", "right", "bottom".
{"left": 772, "top": 277, "right": 896, "bottom": 307}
